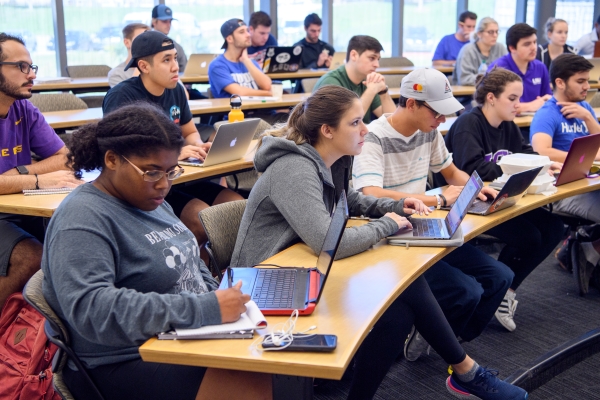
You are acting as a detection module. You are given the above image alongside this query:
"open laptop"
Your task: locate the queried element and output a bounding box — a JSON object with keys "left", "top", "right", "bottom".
{"left": 182, "top": 54, "right": 217, "bottom": 77}
{"left": 554, "top": 134, "right": 600, "bottom": 186}
{"left": 179, "top": 118, "right": 260, "bottom": 168}
{"left": 329, "top": 51, "right": 346, "bottom": 70}
{"left": 219, "top": 191, "right": 349, "bottom": 316}
{"left": 262, "top": 46, "right": 303, "bottom": 73}
{"left": 588, "top": 58, "right": 600, "bottom": 83}
{"left": 462, "top": 167, "right": 542, "bottom": 215}
{"left": 388, "top": 171, "right": 483, "bottom": 240}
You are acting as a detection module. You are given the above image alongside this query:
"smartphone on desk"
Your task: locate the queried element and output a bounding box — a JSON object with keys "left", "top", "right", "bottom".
{"left": 262, "top": 334, "right": 337, "bottom": 352}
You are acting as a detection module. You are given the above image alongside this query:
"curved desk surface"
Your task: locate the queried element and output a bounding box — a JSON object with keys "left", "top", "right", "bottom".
{"left": 139, "top": 176, "right": 600, "bottom": 379}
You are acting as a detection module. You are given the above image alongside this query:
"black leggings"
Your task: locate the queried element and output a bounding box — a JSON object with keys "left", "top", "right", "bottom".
{"left": 347, "top": 275, "right": 466, "bottom": 400}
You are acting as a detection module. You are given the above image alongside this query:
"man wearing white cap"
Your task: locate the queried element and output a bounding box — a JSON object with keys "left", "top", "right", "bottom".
{"left": 353, "top": 68, "right": 513, "bottom": 360}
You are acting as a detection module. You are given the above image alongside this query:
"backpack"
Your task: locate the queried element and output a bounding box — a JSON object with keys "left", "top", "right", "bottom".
{"left": 0, "top": 292, "right": 60, "bottom": 400}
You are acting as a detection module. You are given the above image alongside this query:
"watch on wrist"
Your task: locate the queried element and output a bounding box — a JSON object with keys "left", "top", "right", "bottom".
{"left": 377, "top": 85, "right": 389, "bottom": 96}
{"left": 15, "top": 165, "right": 29, "bottom": 175}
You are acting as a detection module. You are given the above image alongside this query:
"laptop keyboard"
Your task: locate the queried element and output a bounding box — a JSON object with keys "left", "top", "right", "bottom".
{"left": 470, "top": 199, "right": 492, "bottom": 213}
{"left": 411, "top": 218, "right": 444, "bottom": 237}
{"left": 252, "top": 269, "right": 296, "bottom": 309}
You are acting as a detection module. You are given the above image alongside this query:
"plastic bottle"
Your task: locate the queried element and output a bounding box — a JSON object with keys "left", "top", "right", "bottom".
{"left": 228, "top": 94, "right": 244, "bottom": 122}
{"left": 478, "top": 59, "right": 488, "bottom": 74}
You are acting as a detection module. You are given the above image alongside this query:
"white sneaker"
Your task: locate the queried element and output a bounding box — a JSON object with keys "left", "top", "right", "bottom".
{"left": 495, "top": 291, "right": 518, "bottom": 332}
{"left": 404, "top": 326, "right": 431, "bottom": 361}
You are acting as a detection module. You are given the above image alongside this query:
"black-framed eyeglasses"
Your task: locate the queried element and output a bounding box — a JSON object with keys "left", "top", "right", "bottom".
{"left": 422, "top": 103, "right": 443, "bottom": 119}
{"left": 0, "top": 61, "right": 38, "bottom": 75}
{"left": 122, "top": 156, "right": 184, "bottom": 182}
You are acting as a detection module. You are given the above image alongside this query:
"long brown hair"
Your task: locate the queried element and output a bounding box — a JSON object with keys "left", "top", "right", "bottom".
{"left": 474, "top": 67, "right": 522, "bottom": 106}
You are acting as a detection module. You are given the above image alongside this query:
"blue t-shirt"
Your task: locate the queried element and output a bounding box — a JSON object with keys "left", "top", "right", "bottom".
{"left": 208, "top": 54, "right": 262, "bottom": 98}
{"left": 489, "top": 54, "right": 552, "bottom": 103}
{"left": 432, "top": 34, "right": 469, "bottom": 61}
{"left": 247, "top": 34, "right": 278, "bottom": 55}
{"left": 530, "top": 97, "right": 597, "bottom": 151}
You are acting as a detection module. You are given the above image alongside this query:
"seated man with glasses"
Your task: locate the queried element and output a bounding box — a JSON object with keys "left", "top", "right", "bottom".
{"left": 0, "top": 33, "right": 82, "bottom": 308}
{"left": 352, "top": 69, "right": 513, "bottom": 359}
{"left": 489, "top": 23, "right": 552, "bottom": 113}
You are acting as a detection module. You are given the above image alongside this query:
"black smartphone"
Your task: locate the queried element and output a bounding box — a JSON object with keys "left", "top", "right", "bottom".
{"left": 262, "top": 334, "right": 337, "bottom": 352}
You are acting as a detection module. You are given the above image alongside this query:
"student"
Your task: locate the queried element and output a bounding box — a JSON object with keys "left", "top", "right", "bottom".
{"left": 103, "top": 31, "right": 243, "bottom": 253}
{"left": 230, "top": 85, "right": 527, "bottom": 400}
{"left": 536, "top": 18, "right": 576, "bottom": 71}
{"left": 432, "top": 11, "right": 477, "bottom": 67}
{"left": 293, "top": 13, "right": 335, "bottom": 69}
{"left": 530, "top": 54, "right": 600, "bottom": 275}
{"left": 0, "top": 33, "right": 82, "bottom": 308}
{"left": 247, "top": 11, "right": 278, "bottom": 65}
{"left": 453, "top": 17, "right": 507, "bottom": 86}
{"left": 208, "top": 19, "right": 272, "bottom": 98}
{"left": 445, "top": 67, "right": 564, "bottom": 331}
{"left": 313, "top": 35, "right": 395, "bottom": 124}
{"left": 41, "top": 102, "right": 271, "bottom": 400}
{"left": 151, "top": 4, "right": 187, "bottom": 72}
{"left": 575, "top": 15, "right": 600, "bottom": 56}
{"left": 352, "top": 69, "right": 513, "bottom": 350}
{"left": 108, "top": 23, "right": 149, "bottom": 87}
{"left": 489, "top": 23, "right": 552, "bottom": 113}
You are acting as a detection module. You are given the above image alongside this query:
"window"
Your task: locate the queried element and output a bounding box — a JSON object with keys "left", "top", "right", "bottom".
{"left": 403, "top": 0, "right": 456, "bottom": 66}
{"left": 277, "top": 0, "right": 321, "bottom": 46}
{"left": 332, "top": 0, "right": 392, "bottom": 54}
{"left": 1, "top": 0, "right": 57, "bottom": 78}
{"left": 526, "top": 0, "right": 536, "bottom": 27}
{"left": 555, "top": 0, "right": 595, "bottom": 47}
{"left": 469, "top": 0, "right": 517, "bottom": 44}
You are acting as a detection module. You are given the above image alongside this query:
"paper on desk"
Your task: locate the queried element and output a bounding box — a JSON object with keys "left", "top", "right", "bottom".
{"left": 188, "top": 100, "right": 212, "bottom": 107}
{"left": 240, "top": 96, "right": 279, "bottom": 101}
{"left": 538, "top": 187, "right": 558, "bottom": 196}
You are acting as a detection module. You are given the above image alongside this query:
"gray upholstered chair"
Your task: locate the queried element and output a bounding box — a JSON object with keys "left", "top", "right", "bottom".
{"left": 65, "top": 65, "right": 111, "bottom": 78}
{"left": 28, "top": 93, "right": 88, "bottom": 113}
{"left": 589, "top": 90, "right": 600, "bottom": 108}
{"left": 198, "top": 200, "right": 247, "bottom": 280}
{"left": 384, "top": 74, "right": 407, "bottom": 89}
{"left": 378, "top": 57, "right": 414, "bottom": 68}
{"left": 300, "top": 78, "right": 320, "bottom": 93}
{"left": 22, "top": 270, "right": 104, "bottom": 400}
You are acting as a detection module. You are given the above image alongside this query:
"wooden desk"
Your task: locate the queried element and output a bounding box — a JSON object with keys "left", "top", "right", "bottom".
{"left": 139, "top": 177, "right": 600, "bottom": 379}
{"left": 32, "top": 77, "right": 110, "bottom": 92}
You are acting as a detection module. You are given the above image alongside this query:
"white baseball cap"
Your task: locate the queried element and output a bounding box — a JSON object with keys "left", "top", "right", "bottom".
{"left": 400, "top": 68, "right": 464, "bottom": 115}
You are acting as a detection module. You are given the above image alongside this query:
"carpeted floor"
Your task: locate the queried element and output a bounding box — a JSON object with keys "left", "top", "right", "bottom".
{"left": 314, "top": 243, "right": 600, "bottom": 400}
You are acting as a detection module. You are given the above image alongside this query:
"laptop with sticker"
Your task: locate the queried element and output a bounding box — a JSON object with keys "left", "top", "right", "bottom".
{"left": 261, "top": 46, "right": 303, "bottom": 73}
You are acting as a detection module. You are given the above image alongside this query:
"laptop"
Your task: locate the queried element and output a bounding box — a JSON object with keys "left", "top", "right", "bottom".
{"left": 329, "top": 51, "right": 346, "bottom": 70}
{"left": 219, "top": 191, "right": 349, "bottom": 316}
{"left": 588, "top": 57, "right": 600, "bottom": 83}
{"left": 388, "top": 171, "right": 483, "bottom": 240}
{"left": 179, "top": 118, "right": 260, "bottom": 168}
{"left": 182, "top": 54, "right": 217, "bottom": 77}
{"left": 462, "top": 167, "right": 542, "bottom": 215}
{"left": 554, "top": 134, "right": 600, "bottom": 186}
{"left": 262, "top": 46, "right": 303, "bottom": 73}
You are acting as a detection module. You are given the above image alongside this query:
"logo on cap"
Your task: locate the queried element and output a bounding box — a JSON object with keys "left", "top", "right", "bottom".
{"left": 445, "top": 82, "right": 451, "bottom": 93}
{"left": 413, "top": 83, "right": 424, "bottom": 92}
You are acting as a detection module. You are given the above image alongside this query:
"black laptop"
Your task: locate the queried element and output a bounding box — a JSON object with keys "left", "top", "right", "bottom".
{"left": 261, "top": 46, "right": 303, "bottom": 73}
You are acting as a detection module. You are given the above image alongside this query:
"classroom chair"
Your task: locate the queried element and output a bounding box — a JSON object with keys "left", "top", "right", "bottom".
{"left": 22, "top": 270, "right": 105, "bottom": 400}
{"left": 300, "top": 78, "right": 319, "bottom": 93}
{"left": 384, "top": 74, "right": 407, "bottom": 88}
{"left": 198, "top": 200, "right": 247, "bottom": 281}
{"left": 589, "top": 91, "right": 600, "bottom": 108}
{"left": 65, "top": 65, "right": 111, "bottom": 78}
{"left": 28, "top": 93, "right": 88, "bottom": 113}
{"left": 378, "top": 56, "right": 414, "bottom": 68}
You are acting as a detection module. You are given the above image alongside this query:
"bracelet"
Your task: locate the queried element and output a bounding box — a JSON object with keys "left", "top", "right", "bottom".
{"left": 439, "top": 194, "right": 447, "bottom": 207}
{"left": 34, "top": 174, "right": 39, "bottom": 190}
{"left": 434, "top": 194, "right": 441, "bottom": 210}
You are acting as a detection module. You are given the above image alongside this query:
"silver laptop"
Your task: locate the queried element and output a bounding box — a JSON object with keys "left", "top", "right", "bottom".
{"left": 182, "top": 54, "right": 217, "bottom": 77}
{"left": 588, "top": 58, "right": 600, "bottom": 83}
{"left": 388, "top": 171, "right": 484, "bottom": 240}
{"left": 179, "top": 118, "right": 260, "bottom": 167}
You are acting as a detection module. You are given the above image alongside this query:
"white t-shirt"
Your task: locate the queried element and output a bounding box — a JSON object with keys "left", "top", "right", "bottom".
{"left": 352, "top": 114, "right": 452, "bottom": 194}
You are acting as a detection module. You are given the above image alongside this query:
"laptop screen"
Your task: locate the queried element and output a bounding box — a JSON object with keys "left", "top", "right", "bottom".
{"left": 314, "top": 191, "right": 349, "bottom": 302}
{"left": 444, "top": 171, "right": 483, "bottom": 235}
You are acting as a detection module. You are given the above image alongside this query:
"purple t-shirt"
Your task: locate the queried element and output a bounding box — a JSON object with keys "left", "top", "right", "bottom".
{"left": 0, "top": 100, "right": 64, "bottom": 174}
{"left": 489, "top": 54, "right": 552, "bottom": 103}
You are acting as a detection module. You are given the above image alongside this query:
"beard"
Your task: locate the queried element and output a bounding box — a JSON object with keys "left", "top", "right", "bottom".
{"left": 0, "top": 72, "right": 33, "bottom": 100}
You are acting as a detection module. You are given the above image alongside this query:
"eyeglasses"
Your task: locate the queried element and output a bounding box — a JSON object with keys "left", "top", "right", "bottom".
{"left": 122, "top": 156, "right": 184, "bottom": 182}
{"left": 484, "top": 30, "right": 500, "bottom": 36}
{"left": 0, "top": 61, "right": 38, "bottom": 75}
{"left": 422, "top": 103, "right": 443, "bottom": 119}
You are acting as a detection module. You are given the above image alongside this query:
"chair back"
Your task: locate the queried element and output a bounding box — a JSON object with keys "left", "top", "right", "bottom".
{"left": 66, "top": 65, "right": 111, "bottom": 78}
{"left": 588, "top": 90, "right": 600, "bottom": 108}
{"left": 378, "top": 57, "right": 414, "bottom": 68}
{"left": 301, "top": 78, "right": 320, "bottom": 93}
{"left": 198, "top": 200, "right": 247, "bottom": 279}
{"left": 29, "top": 93, "right": 88, "bottom": 112}
{"left": 384, "top": 74, "right": 407, "bottom": 89}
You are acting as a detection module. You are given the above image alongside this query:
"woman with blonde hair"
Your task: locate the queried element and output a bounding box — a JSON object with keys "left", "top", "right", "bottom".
{"left": 536, "top": 17, "right": 576, "bottom": 70}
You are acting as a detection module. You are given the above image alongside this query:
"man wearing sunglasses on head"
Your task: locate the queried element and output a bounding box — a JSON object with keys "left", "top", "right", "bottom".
{"left": 0, "top": 33, "right": 83, "bottom": 308}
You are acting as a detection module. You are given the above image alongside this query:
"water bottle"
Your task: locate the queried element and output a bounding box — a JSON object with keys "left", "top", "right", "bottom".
{"left": 228, "top": 94, "right": 244, "bottom": 122}
{"left": 478, "top": 60, "right": 488, "bottom": 74}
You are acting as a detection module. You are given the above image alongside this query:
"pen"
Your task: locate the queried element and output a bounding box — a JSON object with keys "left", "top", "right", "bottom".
{"left": 227, "top": 267, "right": 233, "bottom": 288}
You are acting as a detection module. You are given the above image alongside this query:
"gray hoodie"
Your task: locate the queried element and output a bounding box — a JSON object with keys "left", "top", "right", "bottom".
{"left": 453, "top": 42, "right": 507, "bottom": 85}
{"left": 231, "top": 136, "right": 408, "bottom": 267}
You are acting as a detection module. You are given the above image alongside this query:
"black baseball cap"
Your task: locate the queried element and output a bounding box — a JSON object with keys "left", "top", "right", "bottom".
{"left": 124, "top": 31, "right": 175, "bottom": 71}
{"left": 220, "top": 18, "right": 246, "bottom": 50}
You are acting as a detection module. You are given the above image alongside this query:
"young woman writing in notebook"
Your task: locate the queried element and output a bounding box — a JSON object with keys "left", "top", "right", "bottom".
{"left": 230, "top": 85, "right": 527, "bottom": 400}
{"left": 445, "top": 67, "right": 563, "bottom": 332}
{"left": 41, "top": 103, "right": 271, "bottom": 400}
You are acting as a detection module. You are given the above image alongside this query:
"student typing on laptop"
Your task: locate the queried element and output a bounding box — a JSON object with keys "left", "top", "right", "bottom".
{"left": 42, "top": 103, "right": 271, "bottom": 400}
{"left": 530, "top": 53, "right": 600, "bottom": 286}
{"left": 445, "top": 67, "right": 564, "bottom": 331}
{"left": 231, "top": 86, "right": 527, "bottom": 400}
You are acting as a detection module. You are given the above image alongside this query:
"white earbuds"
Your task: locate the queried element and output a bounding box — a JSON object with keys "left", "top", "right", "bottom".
{"left": 250, "top": 310, "right": 318, "bottom": 352}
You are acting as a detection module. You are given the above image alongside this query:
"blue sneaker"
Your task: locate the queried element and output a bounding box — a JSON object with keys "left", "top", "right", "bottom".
{"left": 446, "top": 366, "right": 528, "bottom": 399}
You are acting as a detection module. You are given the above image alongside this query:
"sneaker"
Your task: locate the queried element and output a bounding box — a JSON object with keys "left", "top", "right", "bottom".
{"left": 404, "top": 326, "right": 431, "bottom": 362}
{"left": 446, "top": 366, "right": 528, "bottom": 399}
{"left": 494, "top": 291, "right": 518, "bottom": 332}
{"left": 555, "top": 237, "right": 572, "bottom": 272}
{"left": 573, "top": 241, "right": 599, "bottom": 296}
